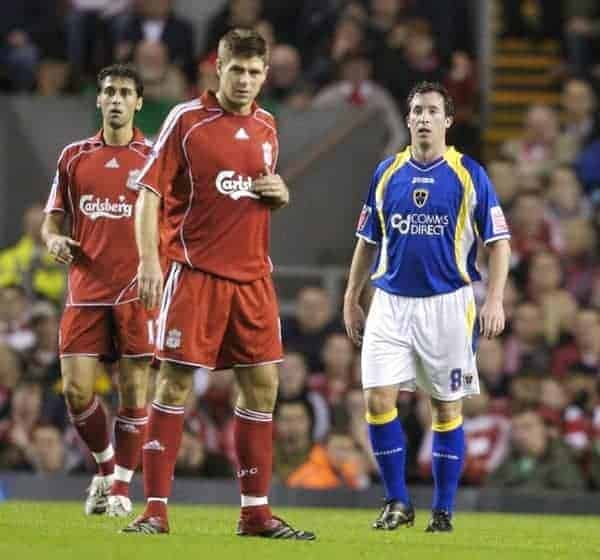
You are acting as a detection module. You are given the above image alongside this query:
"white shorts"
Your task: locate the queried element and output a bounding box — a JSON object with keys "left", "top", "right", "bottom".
{"left": 361, "top": 286, "right": 480, "bottom": 401}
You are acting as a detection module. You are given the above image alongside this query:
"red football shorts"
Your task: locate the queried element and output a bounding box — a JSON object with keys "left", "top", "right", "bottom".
{"left": 156, "top": 262, "right": 283, "bottom": 369}
{"left": 59, "top": 299, "right": 156, "bottom": 359}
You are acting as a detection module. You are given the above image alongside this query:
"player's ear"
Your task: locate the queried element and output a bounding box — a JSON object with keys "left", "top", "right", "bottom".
{"left": 445, "top": 116, "right": 453, "bottom": 129}
{"left": 216, "top": 58, "right": 222, "bottom": 78}
{"left": 136, "top": 97, "right": 143, "bottom": 112}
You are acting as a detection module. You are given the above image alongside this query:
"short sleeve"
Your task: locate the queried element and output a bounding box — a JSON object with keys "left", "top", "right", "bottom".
{"left": 136, "top": 106, "right": 186, "bottom": 197}
{"left": 473, "top": 164, "right": 511, "bottom": 245}
{"left": 355, "top": 163, "right": 386, "bottom": 245}
{"left": 44, "top": 149, "right": 69, "bottom": 214}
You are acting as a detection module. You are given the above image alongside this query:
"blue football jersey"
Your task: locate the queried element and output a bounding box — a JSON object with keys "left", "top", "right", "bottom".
{"left": 356, "top": 147, "right": 510, "bottom": 297}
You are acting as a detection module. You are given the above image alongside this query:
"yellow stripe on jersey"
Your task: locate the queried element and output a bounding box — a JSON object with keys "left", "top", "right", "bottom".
{"left": 444, "top": 147, "right": 475, "bottom": 284}
{"left": 366, "top": 408, "right": 398, "bottom": 425}
{"left": 371, "top": 148, "right": 411, "bottom": 280}
{"left": 432, "top": 415, "right": 463, "bottom": 432}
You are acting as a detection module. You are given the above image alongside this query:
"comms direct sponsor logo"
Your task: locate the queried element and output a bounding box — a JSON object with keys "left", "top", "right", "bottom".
{"left": 390, "top": 213, "right": 449, "bottom": 236}
{"left": 216, "top": 170, "right": 259, "bottom": 200}
{"left": 79, "top": 195, "right": 133, "bottom": 220}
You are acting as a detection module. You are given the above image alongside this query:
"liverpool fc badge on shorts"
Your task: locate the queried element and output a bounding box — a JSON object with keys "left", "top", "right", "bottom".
{"left": 262, "top": 142, "right": 273, "bottom": 168}
{"left": 413, "top": 188, "right": 429, "bottom": 208}
{"left": 165, "top": 329, "right": 182, "bottom": 349}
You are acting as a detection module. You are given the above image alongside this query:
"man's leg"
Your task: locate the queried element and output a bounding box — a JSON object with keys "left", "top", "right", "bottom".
{"left": 365, "top": 384, "right": 414, "bottom": 529}
{"left": 108, "top": 357, "right": 151, "bottom": 514}
{"left": 427, "top": 398, "right": 465, "bottom": 532}
{"left": 234, "top": 364, "right": 315, "bottom": 540}
{"left": 123, "top": 361, "right": 192, "bottom": 533}
{"left": 62, "top": 356, "right": 114, "bottom": 514}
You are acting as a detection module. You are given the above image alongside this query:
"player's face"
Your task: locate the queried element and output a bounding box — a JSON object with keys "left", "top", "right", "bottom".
{"left": 217, "top": 55, "right": 268, "bottom": 111}
{"left": 406, "top": 92, "right": 452, "bottom": 149}
{"left": 97, "top": 76, "right": 142, "bottom": 130}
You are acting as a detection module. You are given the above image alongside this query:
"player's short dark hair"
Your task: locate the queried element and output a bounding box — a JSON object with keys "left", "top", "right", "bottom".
{"left": 218, "top": 28, "right": 269, "bottom": 64}
{"left": 97, "top": 64, "right": 144, "bottom": 98}
{"left": 406, "top": 81, "right": 455, "bottom": 118}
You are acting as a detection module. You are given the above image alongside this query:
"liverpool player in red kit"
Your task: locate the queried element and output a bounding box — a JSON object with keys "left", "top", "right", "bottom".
{"left": 123, "top": 29, "right": 315, "bottom": 539}
{"left": 41, "top": 65, "right": 154, "bottom": 518}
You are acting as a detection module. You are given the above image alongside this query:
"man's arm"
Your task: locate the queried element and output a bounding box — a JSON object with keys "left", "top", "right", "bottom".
{"left": 480, "top": 239, "right": 511, "bottom": 339}
{"left": 343, "top": 238, "right": 378, "bottom": 346}
{"left": 40, "top": 212, "right": 79, "bottom": 265}
{"left": 135, "top": 189, "right": 163, "bottom": 309}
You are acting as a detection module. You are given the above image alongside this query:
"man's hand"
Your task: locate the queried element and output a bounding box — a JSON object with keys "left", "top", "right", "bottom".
{"left": 479, "top": 297, "right": 505, "bottom": 339}
{"left": 344, "top": 297, "right": 366, "bottom": 347}
{"left": 252, "top": 164, "right": 289, "bottom": 208}
{"left": 46, "top": 233, "right": 80, "bottom": 264}
{"left": 138, "top": 257, "right": 163, "bottom": 310}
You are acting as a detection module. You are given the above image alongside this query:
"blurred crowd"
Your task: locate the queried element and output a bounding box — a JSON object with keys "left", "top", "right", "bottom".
{"left": 0, "top": 0, "right": 599, "bottom": 494}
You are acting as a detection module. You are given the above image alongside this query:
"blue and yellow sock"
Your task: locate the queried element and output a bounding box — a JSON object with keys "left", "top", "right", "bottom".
{"left": 367, "top": 408, "right": 410, "bottom": 504}
{"left": 431, "top": 415, "right": 465, "bottom": 514}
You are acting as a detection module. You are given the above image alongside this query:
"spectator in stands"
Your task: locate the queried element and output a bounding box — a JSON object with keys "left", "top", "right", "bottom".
{"left": 175, "top": 430, "right": 232, "bottom": 478}
{"left": 278, "top": 351, "right": 330, "bottom": 441}
{"left": 307, "top": 15, "right": 368, "bottom": 88}
{"left": 418, "top": 388, "right": 510, "bottom": 486}
{"left": 563, "top": 0, "right": 600, "bottom": 77}
{"left": 0, "top": 379, "right": 44, "bottom": 470}
{"left": 560, "top": 78, "right": 600, "bottom": 151}
{"left": 546, "top": 166, "right": 591, "bottom": 222}
{"left": 486, "top": 408, "right": 585, "bottom": 491}
{"left": 312, "top": 53, "right": 407, "bottom": 156}
{"left": 115, "top": 0, "right": 195, "bottom": 82}
{"left": 575, "top": 137, "right": 600, "bottom": 203}
{"left": 196, "top": 52, "right": 219, "bottom": 96}
{"left": 274, "top": 400, "right": 369, "bottom": 490}
{"left": 445, "top": 50, "right": 479, "bottom": 157}
{"left": 0, "top": 203, "right": 66, "bottom": 306}
{"left": 477, "top": 338, "right": 510, "bottom": 410}
{"left": 503, "top": 301, "right": 551, "bottom": 376}
{"left": 261, "top": 44, "right": 311, "bottom": 110}
{"left": 309, "top": 333, "right": 356, "bottom": 408}
{"left": 487, "top": 160, "right": 518, "bottom": 207}
{"left": 0, "top": 343, "right": 23, "bottom": 392}
{"left": 378, "top": 18, "right": 444, "bottom": 105}
{"left": 560, "top": 219, "right": 598, "bottom": 304}
{"left": 282, "top": 286, "right": 341, "bottom": 372}
{"left": 509, "top": 194, "right": 561, "bottom": 266}
{"left": 66, "top": 0, "right": 131, "bottom": 87}
{"left": 501, "top": 105, "right": 577, "bottom": 179}
{"left": 30, "top": 424, "right": 65, "bottom": 473}
{"left": 0, "top": 285, "right": 35, "bottom": 353}
{"left": 202, "top": 0, "right": 263, "bottom": 57}
{"left": 25, "top": 301, "right": 60, "bottom": 385}
{"left": 132, "top": 39, "right": 186, "bottom": 139}
{"left": 552, "top": 309, "right": 600, "bottom": 377}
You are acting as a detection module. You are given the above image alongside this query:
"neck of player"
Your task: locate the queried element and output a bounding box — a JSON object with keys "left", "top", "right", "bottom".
{"left": 216, "top": 90, "right": 253, "bottom": 116}
{"left": 103, "top": 123, "right": 134, "bottom": 146}
{"left": 411, "top": 141, "right": 447, "bottom": 165}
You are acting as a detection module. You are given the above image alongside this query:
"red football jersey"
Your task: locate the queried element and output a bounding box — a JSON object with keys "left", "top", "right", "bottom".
{"left": 45, "top": 129, "right": 152, "bottom": 305}
{"left": 137, "top": 91, "right": 279, "bottom": 282}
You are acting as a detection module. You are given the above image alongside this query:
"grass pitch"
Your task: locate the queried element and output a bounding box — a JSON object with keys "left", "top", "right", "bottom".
{"left": 1, "top": 502, "right": 599, "bottom": 560}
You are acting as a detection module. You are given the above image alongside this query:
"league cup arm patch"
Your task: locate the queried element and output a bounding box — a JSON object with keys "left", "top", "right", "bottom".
{"left": 490, "top": 206, "right": 508, "bottom": 235}
{"left": 357, "top": 204, "right": 372, "bottom": 234}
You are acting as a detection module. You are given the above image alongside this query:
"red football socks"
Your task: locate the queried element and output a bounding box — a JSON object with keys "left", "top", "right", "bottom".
{"left": 112, "top": 406, "right": 148, "bottom": 497}
{"left": 234, "top": 407, "right": 274, "bottom": 528}
{"left": 68, "top": 395, "right": 114, "bottom": 476}
{"left": 142, "top": 401, "right": 185, "bottom": 519}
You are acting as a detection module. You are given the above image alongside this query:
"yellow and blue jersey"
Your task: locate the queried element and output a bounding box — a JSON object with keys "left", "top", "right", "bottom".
{"left": 356, "top": 146, "right": 510, "bottom": 297}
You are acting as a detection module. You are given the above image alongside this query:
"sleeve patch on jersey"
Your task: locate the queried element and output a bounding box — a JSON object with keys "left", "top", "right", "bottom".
{"left": 490, "top": 206, "right": 508, "bottom": 234}
{"left": 357, "top": 204, "right": 372, "bottom": 233}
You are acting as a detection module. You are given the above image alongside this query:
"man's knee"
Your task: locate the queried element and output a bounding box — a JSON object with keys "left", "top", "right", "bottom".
{"left": 431, "top": 398, "right": 462, "bottom": 425}
{"left": 365, "top": 386, "right": 398, "bottom": 416}
{"left": 236, "top": 366, "right": 279, "bottom": 411}
{"left": 63, "top": 376, "right": 94, "bottom": 411}
{"left": 155, "top": 363, "right": 194, "bottom": 406}
{"left": 118, "top": 361, "right": 150, "bottom": 407}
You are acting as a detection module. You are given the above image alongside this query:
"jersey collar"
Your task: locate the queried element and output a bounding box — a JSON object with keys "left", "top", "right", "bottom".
{"left": 92, "top": 127, "right": 147, "bottom": 147}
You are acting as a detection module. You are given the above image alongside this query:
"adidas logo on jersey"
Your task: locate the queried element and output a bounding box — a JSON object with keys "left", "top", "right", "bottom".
{"left": 105, "top": 157, "right": 120, "bottom": 168}
{"left": 235, "top": 128, "right": 249, "bottom": 140}
{"left": 215, "top": 170, "right": 259, "bottom": 200}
